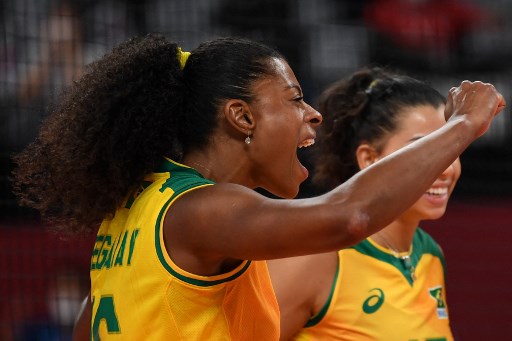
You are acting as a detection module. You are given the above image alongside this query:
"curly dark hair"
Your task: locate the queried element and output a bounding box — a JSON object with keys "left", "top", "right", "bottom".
{"left": 12, "top": 34, "right": 284, "bottom": 234}
{"left": 312, "top": 67, "right": 446, "bottom": 190}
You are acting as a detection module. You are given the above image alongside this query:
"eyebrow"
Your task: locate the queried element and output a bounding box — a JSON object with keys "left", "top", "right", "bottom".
{"left": 285, "top": 83, "right": 303, "bottom": 95}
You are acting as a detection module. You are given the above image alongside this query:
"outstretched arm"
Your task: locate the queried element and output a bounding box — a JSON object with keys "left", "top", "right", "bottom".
{"left": 166, "top": 81, "right": 505, "bottom": 267}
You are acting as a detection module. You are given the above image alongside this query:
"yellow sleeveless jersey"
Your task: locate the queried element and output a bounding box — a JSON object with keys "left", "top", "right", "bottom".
{"left": 90, "top": 158, "right": 280, "bottom": 340}
{"left": 294, "top": 228, "right": 453, "bottom": 341}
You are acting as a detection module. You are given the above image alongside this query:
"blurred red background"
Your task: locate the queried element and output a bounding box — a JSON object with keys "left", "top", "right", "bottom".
{"left": 1, "top": 198, "right": 510, "bottom": 340}
{"left": 422, "top": 198, "right": 512, "bottom": 340}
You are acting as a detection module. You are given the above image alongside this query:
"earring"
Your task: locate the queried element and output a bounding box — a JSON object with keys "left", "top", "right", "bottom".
{"left": 245, "top": 131, "right": 251, "bottom": 145}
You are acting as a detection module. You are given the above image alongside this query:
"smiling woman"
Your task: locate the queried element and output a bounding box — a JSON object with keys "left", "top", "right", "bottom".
{"left": 269, "top": 67, "right": 462, "bottom": 341}
{"left": 10, "top": 34, "right": 504, "bottom": 340}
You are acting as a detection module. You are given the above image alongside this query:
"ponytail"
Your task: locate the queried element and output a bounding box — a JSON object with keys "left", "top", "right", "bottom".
{"left": 313, "top": 70, "right": 377, "bottom": 188}
{"left": 13, "top": 34, "right": 185, "bottom": 234}
{"left": 313, "top": 67, "right": 444, "bottom": 189}
{"left": 12, "top": 34, "right": 289, "bottom": 234}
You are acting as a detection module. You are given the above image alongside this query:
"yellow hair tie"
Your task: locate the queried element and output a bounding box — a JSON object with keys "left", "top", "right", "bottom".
{"left": 365, "top": 79, "right": 379, "bottom": 94}
{"left": 177, "top": 47, "right": 190, "bottom": 70}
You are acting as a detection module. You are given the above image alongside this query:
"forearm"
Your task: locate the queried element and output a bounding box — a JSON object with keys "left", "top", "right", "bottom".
{"left": 202, "top": 117, "right": 469, "bottom": 259}
{"left": 331, "top": 117, "right": 472, "bottom": 239}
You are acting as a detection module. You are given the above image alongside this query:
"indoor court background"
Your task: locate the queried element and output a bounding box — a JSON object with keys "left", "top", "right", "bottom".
{"left": 1, "top": 0, "right": 511, "bottom": 340}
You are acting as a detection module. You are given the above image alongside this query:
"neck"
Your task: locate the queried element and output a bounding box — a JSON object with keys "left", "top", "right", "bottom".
{"left": 182, "top": 141, "right": 254, "bottom": 187}
{"left": 371, "top": 219, "right": 418, "bottom": 252}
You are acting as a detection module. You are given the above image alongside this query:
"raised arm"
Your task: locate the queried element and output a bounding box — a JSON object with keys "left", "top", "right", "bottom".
{"left": 166, "top": 81, "right": 505, "bottom": 265}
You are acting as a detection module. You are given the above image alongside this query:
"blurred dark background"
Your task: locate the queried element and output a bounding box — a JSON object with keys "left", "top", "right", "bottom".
{"left": 1, "top": 0, "right": 511, "bottom": 340}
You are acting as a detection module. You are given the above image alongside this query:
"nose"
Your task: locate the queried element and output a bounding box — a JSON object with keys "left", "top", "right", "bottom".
{"left": 305, "top": 103, "right": 323, "bottom": 127}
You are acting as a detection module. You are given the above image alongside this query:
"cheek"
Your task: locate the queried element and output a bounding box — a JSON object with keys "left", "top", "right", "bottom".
{"left": 254, "top": 123, "right": 297, "bottom": 170}
{"left": 452, "top": 159, "right": 462, "bottom": 185}
{"left": 455, "top": 159, "right": 462, "bottom": 175}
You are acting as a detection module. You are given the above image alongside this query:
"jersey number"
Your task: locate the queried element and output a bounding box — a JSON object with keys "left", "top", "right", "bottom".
{"left": 92, "top": 295, "right": 120, "bottom": 340}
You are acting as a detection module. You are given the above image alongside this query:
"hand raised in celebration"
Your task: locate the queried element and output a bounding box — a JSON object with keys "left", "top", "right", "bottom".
{"left": 445, "top": 80, "right": 506, "bottom": 138}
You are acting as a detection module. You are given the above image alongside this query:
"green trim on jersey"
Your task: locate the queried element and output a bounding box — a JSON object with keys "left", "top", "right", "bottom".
{"left": 353, "top": 228, "right": 445, "bottom": 286}
{"left": 153, "top": 158, "right": 252, "bottom": 287}
{"left": 125, "top": 180, "right": 153, "bottom": 209}
{"left": 304, "top": 256, "right": 341, "bottom": 327}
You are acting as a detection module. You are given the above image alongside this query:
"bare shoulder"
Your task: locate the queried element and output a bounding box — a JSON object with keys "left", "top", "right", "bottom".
{"left": 163, "top": 182, "right": 270, "bottom": 243}
{"left": 160, "top": 182, "right": 265, "bottom": 271}
{"left": 167, "top": 182, "right": 267, "bottom": 218}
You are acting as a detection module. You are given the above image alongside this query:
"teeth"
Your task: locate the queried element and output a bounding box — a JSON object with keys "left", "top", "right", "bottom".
{"left": 426, "top": 187, "right": 448, "bottom": 196}
{"left": 299, "top": 139, "right": 315, "bottom": 148}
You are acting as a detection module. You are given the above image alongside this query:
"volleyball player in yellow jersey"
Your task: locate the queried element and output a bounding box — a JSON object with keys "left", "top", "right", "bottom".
{"left": 89, "top": 158, "right": 281, "bottom": 340}
{"left": 269, "top": 67, "right": 463, "bottom": 340}
{"left": 12, "top": 33, "right": 504, "bottom": 340}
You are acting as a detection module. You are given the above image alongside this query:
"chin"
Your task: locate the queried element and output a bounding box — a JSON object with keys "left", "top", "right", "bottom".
{"left": 283, "top": 181, "right": 302, "bottom": 199}
{"left": 419, "top": 208, "right": 448, "bottom": 222}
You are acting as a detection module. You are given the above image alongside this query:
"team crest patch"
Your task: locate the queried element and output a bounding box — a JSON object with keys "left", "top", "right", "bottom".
{"left": 429, "top": 285, "right": 448, "bottom": 319}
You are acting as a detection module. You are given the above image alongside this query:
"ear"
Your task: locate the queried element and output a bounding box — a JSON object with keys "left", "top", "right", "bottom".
{"left": 355, "top": 143, "right": 380, "bottom": 170}
{"left": 223, "top": 99, "right": 256, "bottom": 135}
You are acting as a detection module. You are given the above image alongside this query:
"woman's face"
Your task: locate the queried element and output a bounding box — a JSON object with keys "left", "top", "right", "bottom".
{"left": 378, "top": 104, "right": 461, "bottom": 222}
{"left": 246, "top": 58, "right": 322, "bottom": 198}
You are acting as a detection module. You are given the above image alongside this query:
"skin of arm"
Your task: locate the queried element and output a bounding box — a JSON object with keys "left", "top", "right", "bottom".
{"left": 268, "top": 253, "right": 338, "bottom": 340}
{"left": 72, "top": 81, "right": 505, "bottom": 339}
{"left": 268, "top": 80, "right": 497, "bottom": 340}
{"left": 166, "top": 81, "right": 505, "bottom": 273}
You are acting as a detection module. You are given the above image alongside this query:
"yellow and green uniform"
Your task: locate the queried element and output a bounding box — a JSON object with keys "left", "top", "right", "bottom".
{"left": 294, "top": 228, "right": 453, "bottom": 341}
{"left": 90, "top": 158, "right": 280, "bottom": 340}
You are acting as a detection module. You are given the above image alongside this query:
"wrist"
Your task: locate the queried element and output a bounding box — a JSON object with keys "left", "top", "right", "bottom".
{"left": 445, "top": 115, "right": 477, "bottom": 149}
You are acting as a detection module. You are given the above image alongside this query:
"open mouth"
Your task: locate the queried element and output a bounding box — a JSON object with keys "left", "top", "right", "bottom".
{"left": 426, "top": 187, "right": 448, "bottom": 196}
{"left": 298, "top": 138, "right": 315, "bottom": 149}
